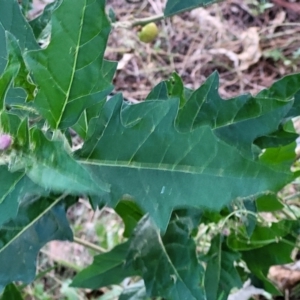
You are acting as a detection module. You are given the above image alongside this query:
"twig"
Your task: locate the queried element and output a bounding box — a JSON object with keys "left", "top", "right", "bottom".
{"left": 73, "top": 236, "right": 107, "bottom": 253}
{"left": 113, "top": 13, "right": 165, "bottom": 29}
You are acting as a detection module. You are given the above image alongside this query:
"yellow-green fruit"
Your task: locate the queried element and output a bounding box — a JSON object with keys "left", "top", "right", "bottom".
{"left": 138, "top": 22, "right": 158, "bottom": 43}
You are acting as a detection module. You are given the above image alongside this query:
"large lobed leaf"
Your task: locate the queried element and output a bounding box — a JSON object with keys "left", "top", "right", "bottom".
{"left": 72, "top": 210, "right": 204, "bottom": 299}
{"left": 126, "top": 212, "right": 205, "bottom": 300}
{"left": 24, "top": 0, "right": 113, "bottom": 129}
{"left": 78, "top": 74, "right": 297, "bottom": 230}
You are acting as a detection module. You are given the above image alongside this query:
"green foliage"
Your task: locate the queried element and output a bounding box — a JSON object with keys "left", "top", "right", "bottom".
{"left": 1, "top": 0, "right": 300, "bottom": 299}
{"left": 1, "top": 283, "right": 23, "bottom": 300}
{"left": 164, "top": 0, "right": 223, "bottom": 16}
{"left": 203, "top": 235, "right": 242, "bottom": 300}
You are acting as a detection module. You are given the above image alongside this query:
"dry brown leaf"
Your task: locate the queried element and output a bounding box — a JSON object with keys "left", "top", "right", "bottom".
{"left": 238, "top": 27, "right": 262, "bottom": 71}
{"left": 269, "top": 265, "right": 300, "bottom": 291}
{"left": 270, "top": 10, "right": 286, "bottom": 28}
{"left": 190, "top": 7, "right": 224, "bottom": 33}
{"left": 117, "top": 53, "right": 134, "bottom": 70}
{"left": 208, "top": 48, "right": 239, "bottom": 68}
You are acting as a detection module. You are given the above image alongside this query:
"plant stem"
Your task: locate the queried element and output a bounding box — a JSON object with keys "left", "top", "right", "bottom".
{"left": 113, "top": 13, "right": 165, "bottom": 29}
{"left": 73, "top": 236, "right": 107, "bottom": 253}
{"left": 131, "top": 14, "right": 165, "bottom": 27}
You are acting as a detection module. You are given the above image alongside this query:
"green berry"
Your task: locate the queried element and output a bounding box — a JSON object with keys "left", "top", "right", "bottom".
{"left": 138, "top": 22, "right": 158, "bottom": 43}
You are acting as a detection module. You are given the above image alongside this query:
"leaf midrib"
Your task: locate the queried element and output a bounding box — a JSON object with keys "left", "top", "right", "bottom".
{"left": 55, "top": 0, "right": 86, "bottom": 128}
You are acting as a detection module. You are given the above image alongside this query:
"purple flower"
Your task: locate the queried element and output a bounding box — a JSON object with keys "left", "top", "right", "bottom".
{"left": 0, "top": 134, "right": 12, "bottom": 150}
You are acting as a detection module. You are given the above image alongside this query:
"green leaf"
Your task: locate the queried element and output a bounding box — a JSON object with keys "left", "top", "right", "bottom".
{"left": 0, "top": 111, "right": 22, "bottom": 137}
{"left": 164, "top": 0, "right": 222, "bottom": 17}
{"left": 242, "top": 240, "right": 295, "bottom": 294}
{"left": 0, "top": 166, "right": 49, "bottom": 227}
{"left": 79, "top": 91, "right": 294, "bottom": 230}
{"left": 204, "top": 235, "right": 242, "bottom": 300}
{"left": 0, "top": 37, "right": 20, "bottom": 109}
{"left": 24, "top": 0, "right": 113, "bottom": 129}
{"left": 1, "top": 283, "right": 23, "bottom": 300}
{"left": 254, "top": 121, "right": 298, "bottom": 148}
{"left": 72, "top": 60, "right": 117, "bottom": 139}
{"left": 260, "top": 142, "right": 296, "bottom": 169}
{"left": 227, "top": 220, "right": 296, "bottom": 251}
{"left": 119, "top": 280, "right": 148, "bottom": 300}
{"left": 0, "top": 25, "right": 7, "bottom": 75}
{"left": 176, "top": 72, "right": 298, "bottom": 158}
{"left": 29, "top": 1, "right": 61, "bottom": 39}
{"left": 115, "top": 200, "right": 144, "bottom": 237}
{"left": 25, "top": 128, "right": 109, "bottom": 195}
{"left": 71, "top": 241, "right": 138, "bottom": 289}
{"left": 5, "top": 32, "right": 36, "bottom": 102}
{"left": 166, "top": 73, "right": 185, "bottom": 106}
{"left": 0, "top": 195, "right": 74, "bottom": 289}
{"left": 20, "top": 0, "right": 32, "bottom": 16}
{"left": 0, "top": 25, "right": 35, "bottom": 109}
{"left": 242, "top": 200, "right": 257, "bottom": 237}
{"left": 126, "top": 213, "right": 204, "bottom": 300}
{"left": 0, "top": 0, "right": 38, "bottom": 52}
{"left": 256, "top": 194, "right": 284, "bottom": 212}
{"left": 145, "top": 82, "right": 169, "bottom": 101}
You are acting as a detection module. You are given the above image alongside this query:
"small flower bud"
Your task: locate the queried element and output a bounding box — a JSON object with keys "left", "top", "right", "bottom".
{"left": 0, "top": 134, "right": 12, "bottom": 150}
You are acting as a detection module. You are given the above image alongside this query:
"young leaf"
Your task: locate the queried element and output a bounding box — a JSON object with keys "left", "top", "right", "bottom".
{"left": 24, "top": 0, "right": 113, "bottom": 129}
{"left": 0, "top": 195, "right": 74, "bottom": 290}
{"left": 71, "top": 241, "right": 138, "bottom": 289}
{"left": 79, "top": 92, "right": 294, "bottom": 230}
{"left": 126, "top": 213, "right": 204, "bottom": 300}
